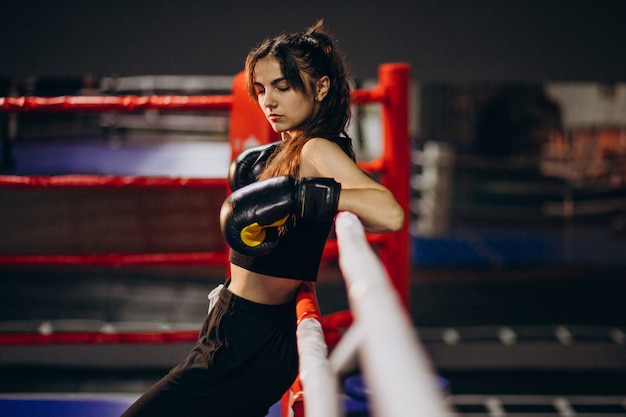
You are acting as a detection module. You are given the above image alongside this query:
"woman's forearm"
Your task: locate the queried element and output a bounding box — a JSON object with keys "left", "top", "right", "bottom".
{"left": 338, "top": 188, "right": 404, "bottom": 233}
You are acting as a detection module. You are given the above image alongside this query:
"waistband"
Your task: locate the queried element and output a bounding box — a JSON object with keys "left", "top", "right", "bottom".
{"left": 216, "top": 281, "right": 297, "bottom": 323}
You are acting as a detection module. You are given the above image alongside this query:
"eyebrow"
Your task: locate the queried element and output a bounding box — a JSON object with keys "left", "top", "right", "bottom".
{"left": 254, "top": 77, "right": 288, "bottom": 87}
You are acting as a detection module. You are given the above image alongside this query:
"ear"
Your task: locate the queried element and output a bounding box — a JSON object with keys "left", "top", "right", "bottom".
{"left": 315, "top": 76, "right": 330, "bottom": 101}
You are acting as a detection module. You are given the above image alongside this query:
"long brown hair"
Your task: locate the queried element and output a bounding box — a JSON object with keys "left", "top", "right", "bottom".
{"left": 244, "top": 20, "right": 353, "bottom": 179}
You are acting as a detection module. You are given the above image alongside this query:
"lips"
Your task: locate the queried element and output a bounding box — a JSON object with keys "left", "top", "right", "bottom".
{"left": 268, "top": 114, "right": 282, "bottom": 122}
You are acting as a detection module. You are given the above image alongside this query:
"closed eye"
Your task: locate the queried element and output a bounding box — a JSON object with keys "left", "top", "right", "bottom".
{"left": 273, "top": 78, "right": 291, "bottom": 92}
{"left": 253, "top": 78, "right": 291, "bottom": 96}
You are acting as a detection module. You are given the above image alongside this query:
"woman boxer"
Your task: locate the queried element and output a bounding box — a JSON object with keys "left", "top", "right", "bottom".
{"left": 121, "top": 20, "right": 403, "bottom": 417}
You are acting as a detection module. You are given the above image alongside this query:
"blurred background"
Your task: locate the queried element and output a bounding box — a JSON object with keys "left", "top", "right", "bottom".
{"left": 2, "top": 1, "right": 626, "bottom": 415}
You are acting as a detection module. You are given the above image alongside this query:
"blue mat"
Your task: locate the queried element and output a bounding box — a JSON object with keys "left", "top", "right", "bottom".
{"left": 0, "top": 395, "right": 282, "bottom": 417}
{"left": 412, "top": 224, "right": 626, "bottom": 267}
{"left": 6, "top": 136, "right": 230, "bottom": 178}
{"left": 0, "top": 396, "right": 137, "bottom": 417}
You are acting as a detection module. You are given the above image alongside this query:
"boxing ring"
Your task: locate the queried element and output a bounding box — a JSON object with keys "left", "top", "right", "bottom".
{"left": 0, "top": 65, "right": 409, "bottom": 295}
{"left": 0, "top": 63, "right": 452, "bottom": 416}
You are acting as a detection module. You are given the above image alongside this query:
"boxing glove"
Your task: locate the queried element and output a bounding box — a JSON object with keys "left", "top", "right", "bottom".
{"left": 220, "top": 175, "right": 340, "bottom": 256}
{"left": 228, "top": 141, "right": 281, "bottom": 191}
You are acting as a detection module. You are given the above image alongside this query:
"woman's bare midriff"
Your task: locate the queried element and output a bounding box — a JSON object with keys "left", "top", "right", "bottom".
{"left": 227, "top": 263, "right": 304, "bottom": 305}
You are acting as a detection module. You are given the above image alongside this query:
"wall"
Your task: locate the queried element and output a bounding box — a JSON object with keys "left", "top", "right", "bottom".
{"left": 2, "top": 0, "right": 626, "bottom": 82}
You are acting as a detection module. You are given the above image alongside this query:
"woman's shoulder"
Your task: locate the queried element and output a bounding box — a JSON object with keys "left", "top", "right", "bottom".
{"left": 303, "top": 136, "right": 355, "bottom": 161}
{"left": 298, "top": 137, "right": 353, "bottom": 178}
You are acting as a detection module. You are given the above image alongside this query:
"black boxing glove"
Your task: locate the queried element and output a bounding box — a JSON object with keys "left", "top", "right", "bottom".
{"left": 220, "top": 176, "right": 341, "bottom": 256}
{"left": 228, "top": 141, "right": 281, "bottom": 191}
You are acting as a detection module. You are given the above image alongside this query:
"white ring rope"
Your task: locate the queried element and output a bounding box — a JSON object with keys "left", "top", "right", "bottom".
{"left": 334, "top": 211, "right": 451, "bottom": 417}
{"left": 294, "top": 211, "right": 452, "bottom": 416}
{"left": 296, "top": 317, "right": 342, "bottom": 417}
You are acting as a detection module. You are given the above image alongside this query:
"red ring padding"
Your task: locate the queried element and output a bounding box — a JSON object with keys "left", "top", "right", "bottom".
{"left": 0, "top": 175, "right": 227, "bottom": 189}
{"left": 0, "top": 330, "right": 199, "bottom": 345}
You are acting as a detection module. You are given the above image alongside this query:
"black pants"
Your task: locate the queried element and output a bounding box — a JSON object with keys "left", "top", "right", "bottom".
{"left": 120, "top": 284, "right": 299, "bottom": 417}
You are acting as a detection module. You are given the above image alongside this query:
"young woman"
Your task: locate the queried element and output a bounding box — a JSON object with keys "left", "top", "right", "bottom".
{"left": 121, "top": 20, "right": 403, "bottom": 417}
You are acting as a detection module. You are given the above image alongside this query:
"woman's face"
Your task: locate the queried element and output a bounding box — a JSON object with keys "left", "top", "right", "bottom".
{"left": 252, "top": 57, "right": 316, "bottom": 135}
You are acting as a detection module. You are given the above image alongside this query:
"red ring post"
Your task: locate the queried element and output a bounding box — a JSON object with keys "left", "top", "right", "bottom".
{"left": 378, "top": 63, "right": 411, "bottom": 308}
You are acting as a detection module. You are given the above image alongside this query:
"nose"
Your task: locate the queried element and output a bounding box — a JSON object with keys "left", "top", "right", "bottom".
{"left": 261, "top": 90, "right": 277, "bottom": 110}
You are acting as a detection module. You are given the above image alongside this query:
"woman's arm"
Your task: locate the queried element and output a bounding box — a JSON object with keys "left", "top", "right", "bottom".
{"left": 299, "top": 138, "right": 404, "bottom": 233}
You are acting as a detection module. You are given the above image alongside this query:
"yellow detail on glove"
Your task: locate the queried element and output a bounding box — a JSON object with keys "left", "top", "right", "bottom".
{"left": 240, "top": 215, "right": 289, "bottom": 247}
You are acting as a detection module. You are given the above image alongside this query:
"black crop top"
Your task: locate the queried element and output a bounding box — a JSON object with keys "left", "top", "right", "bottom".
{"left": 229, "top": 136, "right": 354, "bottom": 282}
{"left": 230, "top": 216, "right": 333, "bottom": 281}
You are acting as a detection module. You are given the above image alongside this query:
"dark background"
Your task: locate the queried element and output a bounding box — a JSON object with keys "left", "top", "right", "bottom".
{"left": 2, "top": 0, "right": 626, "bottom": 411}
{"left": 3, "top": 0, "right": 626, "bottom": 82}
